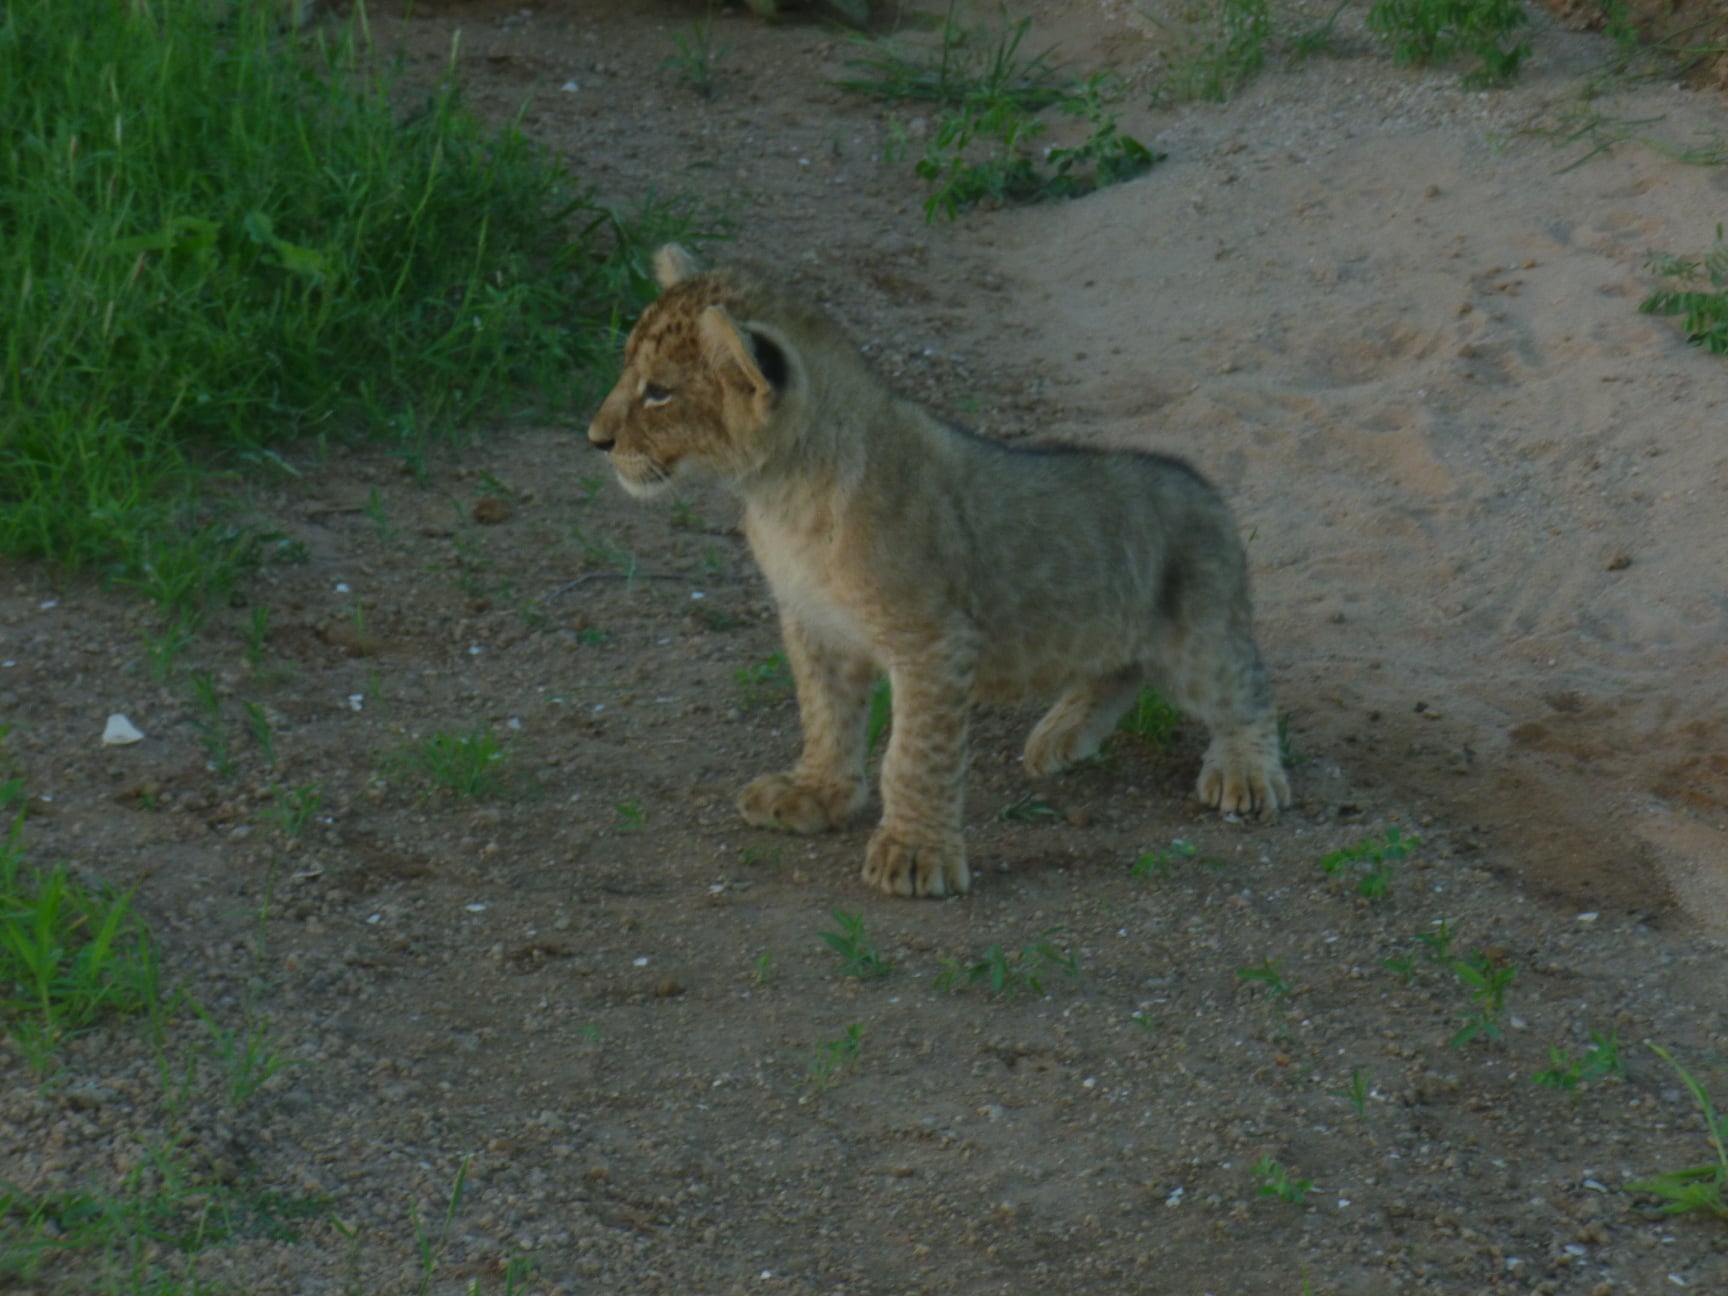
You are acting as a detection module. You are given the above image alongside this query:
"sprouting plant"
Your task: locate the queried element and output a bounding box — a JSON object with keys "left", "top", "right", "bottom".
{"left": 998, "top": 794, "right": 1062, "bottom": 823}
{"left": 242, "top": 606, "right": 270, "bottom": 668}
{"left": 1381, "top": 953, "right": 1417, "bottom": 983}
{"left": 1415, "top": 918, "right": 1456, "bottom": 965}
{"left": 382, "top": 726, "right": 508, "bottom": 801}
{"left": 835, "top": 6, "right": 1067, "bottom": 110}
{"left": 1448, "top": 950, "right": 1516, "bottom": 1048}
{"left": 818, "top": 910, "right": 892, "bottom": 980}
{"left": 613, "top": 800, "right": 644, "bottom": 832}
{"left": 739, "top": 844, "right": 784, "bottom": 870}
{"left": 186, "top": 670, "right": 234, "bottom": 776}
{"left": 753, "top": 953, "right": 774, "bottom": 984}
{"left": 1331, "top": 1068, "right": 1372, "bottom": 1122}
{"left": 1365, "top": 0, "right": 1531, "bottom": 87}
{"left": 1641, "top": 225, "right": 1728, "bottom": 356}
{"left": 736, "top": 652, "right": 792, "bottom": 709}
{"left": 1251, "top": 1156, "right": 1315, "bottom": 1205}
{"left": 664, "top": 5, "right": 730, "bottom": 100}
{"left": 143, "top": 613, "right": 198, "bottom": 684}
{"left": 934, "top": 928, "right": 1080, "bottom": 999}
{"left": 1131, "top": 838, "right": 1199, "bottom": 879}
{"left": 1319, "top": 827, "right": 1419, "bottom": 899}
{"left": 1626, "top": 1044, "right": 1728, "bottom": 1220}
{"left": 1157, "top": 0, "right": 1273, "bottom": 103}
{"left": 261, "top": 782, "right": 323, "bottom": 840}
{"left": 0, "top": 840, "right": 160, "bottom": 1068}
{"left": 241, "top": 700, "right": 275, "bottom": 769}
{"left": 1118, "top": 686, "right": 1181, "bottom": 748}
{"left": 801, "top": 1022, "right": 866, "bottom": 1091}
{"left": 1236, "top": 957, "right": 1293, "bottom": 1001}
{"left": 362, "top": 486, "right": 392, "bottom": 539}
{"left": 410, "top": 1157, "right": 472, "bottom": 1296}
{"left": 1532, "top": 1030, "right": 1624, "bottom": 1091}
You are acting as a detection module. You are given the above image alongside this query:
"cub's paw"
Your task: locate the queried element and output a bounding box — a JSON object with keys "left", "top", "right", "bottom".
{"left": 1022, "top": 725, "right": 1083, "bottom": 780}
{"left": 1197, "top": 737, "right": 1290, "bottom": 822}
{"left": 863, "top": 829, "right": 970, "bottom": 899}
{"left": 738, "top": 773, "right": 860, "bottom": 835}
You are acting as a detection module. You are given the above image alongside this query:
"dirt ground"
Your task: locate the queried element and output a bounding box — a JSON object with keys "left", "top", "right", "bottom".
{"left": 4, "top": 3, "right": 1728, "bottom": 1294}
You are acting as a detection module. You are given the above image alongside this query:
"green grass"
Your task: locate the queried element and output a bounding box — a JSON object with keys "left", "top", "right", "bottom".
{"left": 0, "top": 0, "right": 701, "bottom": 625}
{"left": 1642, "top": 225, "right": 1728, "bottom": 355}
{"left": 1319, "top": 827, "right": 1420, "bottom": 899}
{"left": 835, "top": 5, "right": 1068, "bottom": 110}
{"left": 1628, "top": 1044, "right": 1728, "bottom": 1220}
{"left": 800, "top": 1022, "right": 866, "bottom": 1091}
{"left": 0, "top": 817, "right": 160, "bottom": 1069}
{"left": 1156, "top": 0, "right": 1273, "bottom": 103}
{"left": 382, "top": 725, "right": 511, "bottom": 801}
{"left": 1117, "top": 686, "right": 1182, "bottom": 749}
{"left": 818, "top": 910, "right": 892, "bottom": 980}
{"left": 1366, "top": 0, "right": 1531, "bottom": 86}
{"left": 934, "top": 927, "right": 1080, "bottom": 999}
{"left": 839, "top": 7, "right": 1157, "bottom": 222}
{"left": 1251, "top": 1155, "right": 1316, "bottom": 1205}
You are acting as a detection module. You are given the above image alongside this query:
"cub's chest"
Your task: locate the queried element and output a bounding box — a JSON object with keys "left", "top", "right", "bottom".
{"left": 744, "top": 510, "right": 873, "bottom": 654}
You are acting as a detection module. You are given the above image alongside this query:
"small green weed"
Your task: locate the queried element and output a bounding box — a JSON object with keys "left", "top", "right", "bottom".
{"left": 801, "top": 1022, "right": 866, "bottom": 1091}
{"left": 753, "top": 952, "right": 775, "bottom": 984}
{"left": 243, "top": 606, "right": 271, "bottom": 668}
{"left": 934, "top": 928, "right": 1080, "bottom": 999}
{"left": 613, "top": 800, "right": 645, "bottom": 832}
{"left": 818, "top": 910, "right": 892, "bottom": 980}
{"left": 736, "top": 652, "right": 793, "bottom": 709}
{"left": 1156, "top": 0, "right": 1273, "bottom": 103}
{"left": 914, "top": 73, "right": 1159, "bottom": 223}
{"left": 1641, "top": 225, "right": 1728, "bottom": 356}
{"left": 1532, "top": 1029, "right": 1624, "bottom": 1091}
{"left": 262, "top": 782, "right": 323, "bottom": 840}
{"left": 1331, "top": 1068, "right": 1372, "bottom": 1122}
{"left": 1448, "top": 949, "right": 1516, "bottom": 1047}
{"left": 665, "top": 5, "right": 731, "bottom": 100}
{"left": 1627, "top": 1044, "right": 1728, "bottom": 1220}
{"left": 1132, "top": 838, "right": 1199, "bottom": 879}
{"left": 1118, "top": 686, "right": 1181, "bottom": 749}
{"left": 1, "top": 830, "right": 160, "bottom": 1068}
{"left": 1236, "top": 957, "right": 1293, "bottom": 1001}
{"left": 836, "top": 7, "right": 1067, "bottom": 110}
{"left": 187, "top": 670, "right": 237, "bottom": 776}
{"left": 383, "top": 726, "right": 509, "bottom": 801}
{"left": 242, "top": 699, "right": 276, "bottom": 769}
{"left": 1251, "top": 1155, "right": 1316, "bottom": 1205}
{"left": 1319, "top": 827, "right": 1419, "bottom": 899}
{"left": 1366, "top": 0, "right": 1531, "bottom": 86}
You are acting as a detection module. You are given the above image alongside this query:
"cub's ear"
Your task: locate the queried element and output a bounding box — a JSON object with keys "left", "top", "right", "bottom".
{"left": 697, "top": 305, "right": 788, "bottom": 400}
{"left": 653, "top": 244, "right": 702, "bottom": 289}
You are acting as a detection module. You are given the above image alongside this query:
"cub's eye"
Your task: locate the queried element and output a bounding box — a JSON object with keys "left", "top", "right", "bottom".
{"left": 642, "top": 383, "right": 673, "bottom": 407}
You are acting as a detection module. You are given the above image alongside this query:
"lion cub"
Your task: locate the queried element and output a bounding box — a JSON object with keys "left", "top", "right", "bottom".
{"left": 588, "top": 245, "right": 1289, "bottom": 898}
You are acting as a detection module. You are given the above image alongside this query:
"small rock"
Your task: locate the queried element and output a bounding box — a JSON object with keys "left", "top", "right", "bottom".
{"left": 102, "top": 714, "right": 144, "bottom": 745}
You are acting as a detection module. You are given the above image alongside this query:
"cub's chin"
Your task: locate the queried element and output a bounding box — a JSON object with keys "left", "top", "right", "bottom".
{"left": 613, "top": 461, "right": 676, "bottom": 500}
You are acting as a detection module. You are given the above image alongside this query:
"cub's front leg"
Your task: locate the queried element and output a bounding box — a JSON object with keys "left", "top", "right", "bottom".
{"left": 737, "top": 612, "right": 874, "bottom": 835}
{"left": 862, "top": 642, "right": 975, "bottom": 899}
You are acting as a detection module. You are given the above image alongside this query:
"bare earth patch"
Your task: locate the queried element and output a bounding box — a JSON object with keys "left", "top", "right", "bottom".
{"left": 3, "top": 3, "right": 1727, "bottom": 1294}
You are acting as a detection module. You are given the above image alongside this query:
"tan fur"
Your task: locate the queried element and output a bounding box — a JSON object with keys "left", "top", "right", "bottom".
{"left": 588, "top": 246, "right": 1290, "bottom": 898}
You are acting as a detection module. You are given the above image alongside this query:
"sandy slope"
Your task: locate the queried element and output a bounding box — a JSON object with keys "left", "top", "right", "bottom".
{"left": 969, "top": 20, "right": 1728, "bottom": 934}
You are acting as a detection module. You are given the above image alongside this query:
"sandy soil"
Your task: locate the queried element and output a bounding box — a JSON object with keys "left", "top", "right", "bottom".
{"left": 3, "top": 3, "right": 1727, "bottom": 1294}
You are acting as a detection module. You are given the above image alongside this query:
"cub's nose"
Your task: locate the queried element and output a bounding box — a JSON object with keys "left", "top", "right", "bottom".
{"left": 587, "top": 425, "right": 614, "bottom": 452}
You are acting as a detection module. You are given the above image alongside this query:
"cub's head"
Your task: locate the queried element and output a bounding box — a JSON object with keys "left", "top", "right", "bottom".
{"left": 587, "top": 245, "right": 791, "bottom": 498}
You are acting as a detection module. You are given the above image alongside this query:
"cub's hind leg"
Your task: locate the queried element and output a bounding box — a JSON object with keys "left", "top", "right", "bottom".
{"left": 1156, "top": 612, "right": 1288, "bottom": 820}
{"left": 1022, "top": 666, "right": 1145, "bottom": 778}
{"left": 738, "top": 613, "right": 874, "bottom": 835}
